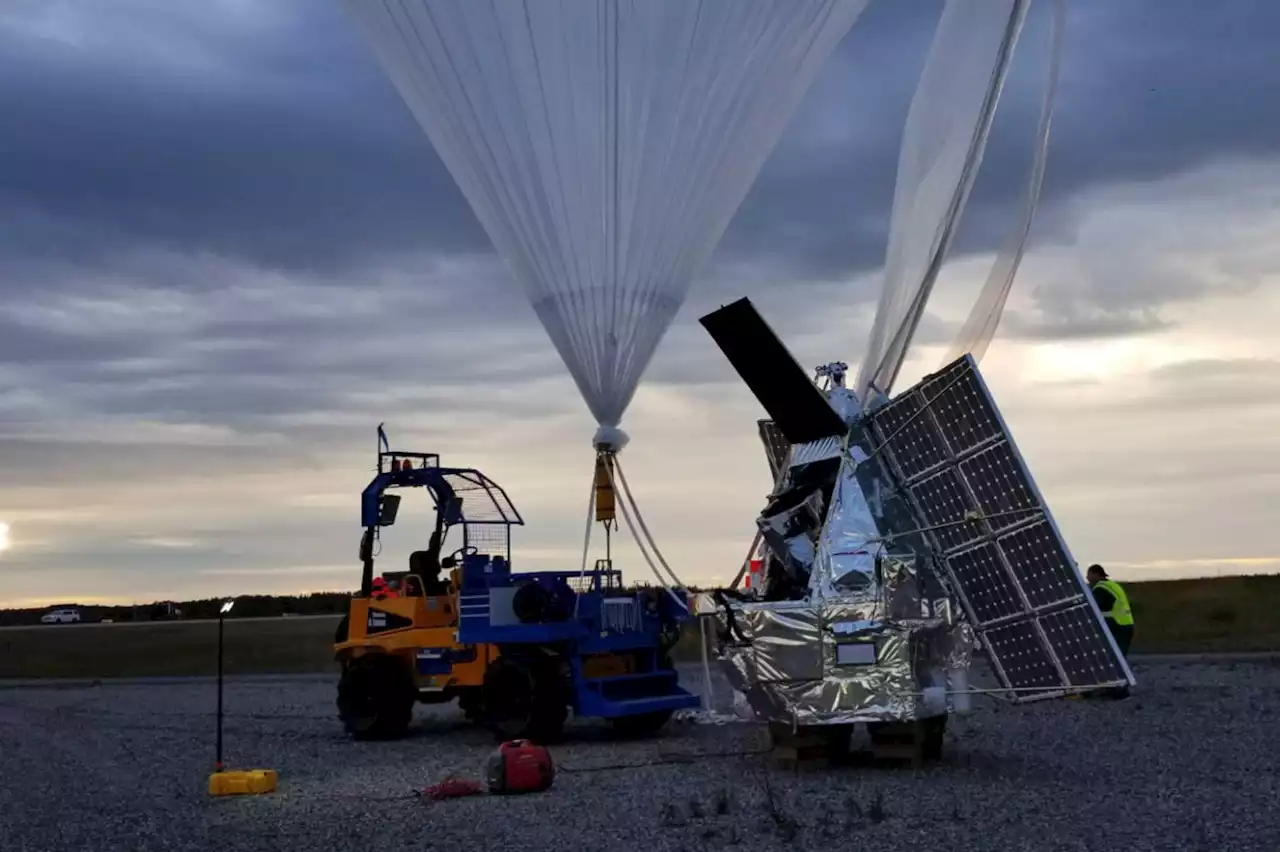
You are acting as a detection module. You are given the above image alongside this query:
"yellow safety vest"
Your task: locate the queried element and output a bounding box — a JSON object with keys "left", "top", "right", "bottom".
{"left": 1094, "top": 579, "right": 1133, "bottom": 626}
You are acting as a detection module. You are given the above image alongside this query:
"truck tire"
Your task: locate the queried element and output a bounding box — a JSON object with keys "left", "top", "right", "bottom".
{"left": 457, "top": 687, "right": 484, "bottom": 723}
{"left": 336, "top": 655, "right": 415, "bottom": 740}
{"left": 481, "top": 656, "right": 567, "bottom": 743}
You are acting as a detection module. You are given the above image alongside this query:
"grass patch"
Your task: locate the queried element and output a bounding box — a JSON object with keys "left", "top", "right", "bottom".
{"left": 2, "top": 575, "right": 1278, "bottom": 680}
{"left": 1126, "top": 574, "right": 1280, "bottom": 654}
{"left": 0, "top": 617, "right": 342, "bottom": 680}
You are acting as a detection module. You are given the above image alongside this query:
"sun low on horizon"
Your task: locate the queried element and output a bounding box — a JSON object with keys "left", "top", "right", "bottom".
{"left": 0, "top": 523, "right": 10, "bottom": 553}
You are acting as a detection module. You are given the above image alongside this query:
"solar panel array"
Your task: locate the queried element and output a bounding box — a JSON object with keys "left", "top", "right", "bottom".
{"left": 867, "top": 355, "right": 1134, "bottom": 700}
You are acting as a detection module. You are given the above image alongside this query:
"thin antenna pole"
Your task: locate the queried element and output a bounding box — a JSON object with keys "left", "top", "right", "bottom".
{"left": 215, "top": 611, "right": 225, "bottom": 771}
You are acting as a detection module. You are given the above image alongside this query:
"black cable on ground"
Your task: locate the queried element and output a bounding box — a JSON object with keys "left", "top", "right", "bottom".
{"left": 554, "top": 746, "right": 772, "bottom": 774}
{"left": 331, "top": 791, "right": 423, "bottom": 803}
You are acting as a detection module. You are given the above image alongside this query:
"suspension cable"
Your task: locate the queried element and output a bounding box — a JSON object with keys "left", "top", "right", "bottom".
{"left": 602, "top": 452, "right": 687, "bottom": 611}
{"left": 571, "top": 460, "right": 598, "bottom": 620}
{"left": 611, "top": 455, "right": 685, "bottom": 588}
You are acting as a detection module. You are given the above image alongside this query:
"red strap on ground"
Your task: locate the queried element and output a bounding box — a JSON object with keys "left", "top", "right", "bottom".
{"left": 421, "top": 777, "right": 485, "bottom": 801}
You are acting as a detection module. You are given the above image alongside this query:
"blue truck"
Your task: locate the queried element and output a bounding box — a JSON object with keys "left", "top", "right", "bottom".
{"left": 333, "top": 430, "right": 700, "bottom": 742}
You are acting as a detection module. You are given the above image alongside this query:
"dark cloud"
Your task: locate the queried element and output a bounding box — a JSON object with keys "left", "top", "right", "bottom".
{"left": 0, "top": 313, "right": 146, "bottom": 365}
{"left": 730, "top": 0, "right": 1280, "bottom": 292}
{"left": 3, "top": 0, "right": 1274, "bottom": 299}
{"left": 0, "top": 301, "right": 572, "bottom": 443}
{"left": 0, "top": 2, "right": 487, "bottom": 279}
{"left": 1042, "top": 1, "right": 1280, "bottom": 190}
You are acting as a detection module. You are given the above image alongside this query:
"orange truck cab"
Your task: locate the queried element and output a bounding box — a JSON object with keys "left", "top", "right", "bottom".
{"left": 332, "top": 430, "right": 520, "bottom": 739}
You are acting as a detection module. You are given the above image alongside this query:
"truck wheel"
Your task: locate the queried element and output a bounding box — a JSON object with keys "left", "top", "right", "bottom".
{"left": 334, "top": 615, "right": 350, "bottom": 644}
{"left": 457, "top": 687, "right": 484, "bottom": 723}
{"left": 481, "top": 657, "right": 567, "bottom": 743}
{"left": 609, "top": 708, "right": 674, "bottom": 739}
{"left": 336, "top": 655, "right": 414, "bottom": 740}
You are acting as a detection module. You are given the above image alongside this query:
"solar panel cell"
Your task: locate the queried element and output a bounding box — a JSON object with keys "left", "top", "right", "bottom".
{"left": 921, "top": 364, "right": 1002, "bottom": 455}
{"left": 958, "top": 444, "right": 1039, "bottom": 532}
{"left": 947, "top": 543, "right": 1023, "bottom": 625}
{"left": 872, "top": 395, "right": 948, "bottom": 480}
{"left": 1041, "top": 604, "right": 1129, "bottom": 686}
{"left": 909, "top": 467, "right": 983, "bottom": 551}
{"left": 982, "top": 620, "right": 1061, "bottom": 693}
{"left": 999, "top": 522, "right": 1080, "bottom": 609}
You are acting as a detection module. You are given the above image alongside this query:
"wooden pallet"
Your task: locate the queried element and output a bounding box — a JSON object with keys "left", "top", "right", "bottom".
{"left": 866, "top": 716, "right": 947, "bottom": 768}
{"left": 766, "top": 722, "right": 853, "bottom": 770}
{"left": 765, "top": 715, "right": 949, "bottom": 770}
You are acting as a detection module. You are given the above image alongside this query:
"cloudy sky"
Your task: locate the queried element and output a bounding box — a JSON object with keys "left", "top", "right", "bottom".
{"left": 1, "top": 0, "right": 1276, "bottom": 608}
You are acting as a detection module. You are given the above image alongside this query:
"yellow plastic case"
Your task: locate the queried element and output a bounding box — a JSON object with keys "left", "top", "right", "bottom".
{"left": 208, "top": 769, "right": 278, "bottom": 796}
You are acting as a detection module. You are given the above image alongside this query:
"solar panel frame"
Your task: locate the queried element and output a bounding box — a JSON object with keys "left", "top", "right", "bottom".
{"left": 757, "top": 419, "right": 791, "bottom": 480}
{"left": 865, "top": 354, "right": 1134, "bottom": 701}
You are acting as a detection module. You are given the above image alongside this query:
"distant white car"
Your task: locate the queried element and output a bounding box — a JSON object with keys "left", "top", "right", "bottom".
{"left": 40, "top": 608, "right": 81, "bottom": 624}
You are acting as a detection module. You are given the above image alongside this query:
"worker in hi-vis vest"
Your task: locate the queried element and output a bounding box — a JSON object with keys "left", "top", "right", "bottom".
{"left": 1087, "top": 564, "right": 1133, "bottom": 698}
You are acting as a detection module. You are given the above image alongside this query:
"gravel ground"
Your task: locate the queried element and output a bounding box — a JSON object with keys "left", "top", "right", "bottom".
{"left": 1, "top": 660, "right": 1278, "bottom": 852}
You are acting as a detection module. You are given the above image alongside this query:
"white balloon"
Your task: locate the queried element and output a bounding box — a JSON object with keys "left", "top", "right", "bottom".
{"left": 340, "top": 0, "right": 869, "bottom": 439}
{"left": 943, "top": 0, "right": 1065, "bottom": 367}
{"left": 856, "top": 0, "right": 1036, "bottom": 397}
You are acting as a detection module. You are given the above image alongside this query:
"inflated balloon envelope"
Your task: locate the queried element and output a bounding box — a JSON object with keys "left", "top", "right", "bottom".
{"left": 339, "top": 0, "right": 869, "bottom": 450}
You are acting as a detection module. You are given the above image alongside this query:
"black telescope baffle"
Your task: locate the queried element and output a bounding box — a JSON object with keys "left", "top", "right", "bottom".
{"left": 699, "top": 297, "right": 846, "bottom": 445}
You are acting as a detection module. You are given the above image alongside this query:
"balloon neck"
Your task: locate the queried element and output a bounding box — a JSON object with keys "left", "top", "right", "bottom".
{"left": 593, "top": 425, "right": 629, "bottom": 454}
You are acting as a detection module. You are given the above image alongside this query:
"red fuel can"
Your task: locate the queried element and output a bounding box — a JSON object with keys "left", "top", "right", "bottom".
{"left": 486, "top": 740, "right": 555, "bottom": 795}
